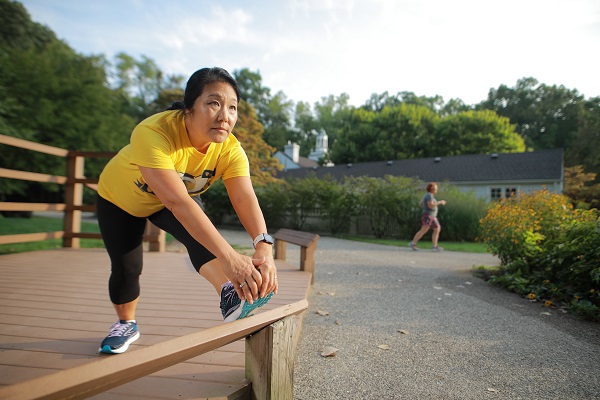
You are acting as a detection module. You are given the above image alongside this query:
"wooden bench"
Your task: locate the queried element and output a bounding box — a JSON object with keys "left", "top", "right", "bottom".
{"left": 0, "top": 300, "right": 307, "bottom": 400}
{"left": 273, "top": 228, "right": 320, "bottom": 285}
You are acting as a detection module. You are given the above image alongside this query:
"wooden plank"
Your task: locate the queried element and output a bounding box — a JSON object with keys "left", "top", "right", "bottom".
{"left": 273, "top": 228, "right": 319, "bottom": 248}
{"left": 0, "top": 168, "right": 67, "bottom": 185}
{"left": 0, "top": 203, "right": 66, "bottom": 212}
{"left": 0, "top": 134, "right": 68, "bottom": 157}
{"left": 0, "top": 231, "right": 64, "bottom": 245}
{"left": 0, "top": 300, "right": 308, "bottom": 400}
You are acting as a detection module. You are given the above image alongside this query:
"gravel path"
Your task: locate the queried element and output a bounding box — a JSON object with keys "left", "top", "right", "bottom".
{"left": 284, "top": 234, "right": 600, "bottom": 400}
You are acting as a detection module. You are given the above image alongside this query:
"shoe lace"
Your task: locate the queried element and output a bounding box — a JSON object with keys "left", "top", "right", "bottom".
{"left": 107, "top": 322, "right": 132, "bottom": 338}
{"left": 220, "top": 286, "right": 236, "bottom": 308}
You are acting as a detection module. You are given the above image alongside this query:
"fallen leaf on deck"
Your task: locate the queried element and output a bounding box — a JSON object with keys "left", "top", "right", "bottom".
{"left": 320, "top": 346, "right": 338, "bottom": 357}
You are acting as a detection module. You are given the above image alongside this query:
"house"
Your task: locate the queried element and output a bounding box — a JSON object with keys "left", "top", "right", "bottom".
{"left": 273, "top": 141, "right": 319, "bottom": 170}
{"left": 273, "top": 129, "right": 333, "bottom": 171}
{"left": 277, "top": 149, "right": 564, "bottom": 202}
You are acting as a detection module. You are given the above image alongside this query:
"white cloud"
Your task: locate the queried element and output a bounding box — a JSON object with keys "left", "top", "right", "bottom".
{"left": 19, "top": 0, "right": 600, "bottom": 106}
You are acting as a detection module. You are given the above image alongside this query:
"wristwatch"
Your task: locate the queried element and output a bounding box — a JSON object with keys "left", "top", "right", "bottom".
{"left": 253, "top": 233, "right": 274, "bottom": 248}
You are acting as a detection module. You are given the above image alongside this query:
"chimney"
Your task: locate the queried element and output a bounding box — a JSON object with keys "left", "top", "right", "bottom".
{"left": 284, "top": 141, "right": 300, "bottom": 163}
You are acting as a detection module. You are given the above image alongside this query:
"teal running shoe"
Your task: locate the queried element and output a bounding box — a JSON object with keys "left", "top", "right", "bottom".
{"left": 99, "top": 320, "right": 140, "bottom": 354}
{"left": 220, "top": 281, "right": 274, "bottom": 322}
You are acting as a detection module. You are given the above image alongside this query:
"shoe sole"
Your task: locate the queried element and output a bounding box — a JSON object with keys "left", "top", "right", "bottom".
{"left": 224, "top": 292, "right": 274, "bottom": 322}
{"left": 99, "top": 331, "right": 140, "bottom": 354}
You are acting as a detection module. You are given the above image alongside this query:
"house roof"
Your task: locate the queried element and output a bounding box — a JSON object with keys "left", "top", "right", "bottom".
{"left": 275, "top": 151, "right": 319, "bottom": 169}
{"left": 277, "top": 149, "right": 564, "bottom": 183}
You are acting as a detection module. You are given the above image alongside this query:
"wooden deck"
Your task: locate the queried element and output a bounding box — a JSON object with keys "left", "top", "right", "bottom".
{"left": 0, "top": 248, "right": 312, "bottom": 399}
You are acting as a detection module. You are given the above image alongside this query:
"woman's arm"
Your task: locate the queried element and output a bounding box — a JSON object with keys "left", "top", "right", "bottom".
{"left": 224, "top": 176, "right": 278, "bottom": 297}
{"left": 138, "top": 166, "right": 263, "bottom": 301}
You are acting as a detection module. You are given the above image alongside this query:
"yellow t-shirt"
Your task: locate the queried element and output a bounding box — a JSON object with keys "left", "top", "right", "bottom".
{"left": 98, "top": 110, "right": 249, "bottom": 217}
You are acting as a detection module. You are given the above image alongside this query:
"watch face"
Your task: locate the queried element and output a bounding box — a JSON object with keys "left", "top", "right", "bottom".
{"left": 254, "top": 233, "right": 274, "bottom": 246}
{"left": 263, "top": 234, "right": 274, "bottom": 244}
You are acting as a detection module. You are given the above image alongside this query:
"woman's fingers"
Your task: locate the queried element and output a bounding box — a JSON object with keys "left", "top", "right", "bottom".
{"left": 253, "top": 258, "right": 278, "bottom": 297}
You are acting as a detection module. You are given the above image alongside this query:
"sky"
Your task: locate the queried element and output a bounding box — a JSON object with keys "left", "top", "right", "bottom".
{"left": 18, "top": 0, "right": 600, "bottom": 107}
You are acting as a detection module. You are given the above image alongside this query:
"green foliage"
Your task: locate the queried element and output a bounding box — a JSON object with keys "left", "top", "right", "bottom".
{"left": 350, "top": 176, "right": 398, "bottom": 238}
{"left": 0, "top": 1, "right": 136, "bottom": 198}
{"left": 567, "top": 97, "right": 600, "bottom": 176}
{"left": 435, "top": 185, "right": 488, "bottom": 242}
{"left": 234, "top": 68, "right": 296, "bottom": 152}
{"left": 479, "top": 189, "right": 600, "bottom": 320}
{"left": 480, "top": 77, "right": 584, "bottom": 149}
{"left": 563, "top": 165, "right": 600, "bottom": 209}
{"left": 254, "top": 180, "right": 290, "bottom": 229}
{"left": 281, "top": 174, "right": 324, "bottom": 230}
{"left": 433, "top": 110, "right": 525, "bottom": 155}
{"left": 199, "top": 180, "right": 234, "bottom": 225}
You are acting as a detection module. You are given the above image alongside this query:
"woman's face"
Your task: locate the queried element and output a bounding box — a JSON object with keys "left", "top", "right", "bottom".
{"left": 185, "top": 81, "right": 238, "bottom": 153}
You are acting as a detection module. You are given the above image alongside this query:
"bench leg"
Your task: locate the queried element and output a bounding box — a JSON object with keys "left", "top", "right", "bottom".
{"left": 245, "top": 315, "right": 300, "bottom": 400}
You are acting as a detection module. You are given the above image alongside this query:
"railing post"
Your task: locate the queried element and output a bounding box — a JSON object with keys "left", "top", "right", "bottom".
{"left": 63, "top": 152, "right": 84, "bottom": 248}
{"left": 144, "top": 221, "right": 166, "bottom": 252}
{"left": 274, "top": 239, "right": 287, "bottom": 261}
{"left": 245, "top": 315, "right": 300, "bottom": 400}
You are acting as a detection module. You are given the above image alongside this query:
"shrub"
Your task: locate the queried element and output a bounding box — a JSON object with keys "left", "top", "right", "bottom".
{"left": 478, "top": 189, "right": 600, "bottom": 320}
{"left": 436, "top": 184, "right": 488, "bottom": 242}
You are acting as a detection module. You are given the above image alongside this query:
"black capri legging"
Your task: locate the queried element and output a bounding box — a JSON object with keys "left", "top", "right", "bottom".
{"left": 96, "top": 195, "right": 216, "bottom": 304}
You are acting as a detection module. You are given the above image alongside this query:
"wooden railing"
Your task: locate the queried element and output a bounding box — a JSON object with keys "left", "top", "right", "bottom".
{"left": 0, "top": 134, "right": 165, "bottom": 251}
{"left": 273, "top": 228, "right": 319, "bottom": 284}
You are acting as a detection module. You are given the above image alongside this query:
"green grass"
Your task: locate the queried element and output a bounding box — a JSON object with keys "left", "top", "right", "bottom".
{"left": 1, "top": 215, "right": 489, "bottom": 255}
{"left": 339, "top": 235, "right": 490, "bottom": 253}
{"left": 0, "top": 215, "right": 178, "bottom": 255}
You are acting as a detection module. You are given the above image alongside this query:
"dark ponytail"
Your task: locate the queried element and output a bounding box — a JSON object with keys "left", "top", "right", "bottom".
{"left": 167, "top": 101, "right": 186, "bottom": 111}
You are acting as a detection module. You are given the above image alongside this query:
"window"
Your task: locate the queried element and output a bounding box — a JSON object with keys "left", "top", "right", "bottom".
{"left": 491, "top": 188, "right": 502, "bottom": 200}
{"left": 505, "top": 188, "right": 516, "bottom": 198}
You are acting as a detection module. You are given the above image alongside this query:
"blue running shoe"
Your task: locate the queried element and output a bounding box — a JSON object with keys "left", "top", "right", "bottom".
{"left": 99, "top": 320, "right": 140, "bottom": 354}
{"left": 220, "top": 281, "right": 274, "bottom": 322}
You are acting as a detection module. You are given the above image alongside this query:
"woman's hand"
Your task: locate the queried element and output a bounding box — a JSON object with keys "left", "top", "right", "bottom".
{"left": 222, "top": 250, "right": 263, "bottom": 304}
{"left": 252, "top": 248, "right": 278, "bottom": 298}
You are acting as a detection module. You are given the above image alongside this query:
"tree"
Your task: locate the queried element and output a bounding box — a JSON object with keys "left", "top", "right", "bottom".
{"left": 567, "top": 96, "right": 600, "bottom": 175}
{"left": 433, "top": 110, "right": 526, "bottom": 156}
{"left": 0, "top": 0, "right": 135, "bottom": 200}
{"left": 563, "top": 165, "right": 600, "bottom": 209}
{"left": 312, "top": 93, "right": 353, "bottom": 152}
{"left": 261, "top": 91, "right": 295, "bottom": 151}
{"left": 292, "top": 101, "right": 319, "bottom": 153}
{"left": 109, "top": 52, "right": 184, "bottom": 120}
{"left": 233, "top": 101, "right": 281, "bottom": 186}
{"left": 234, "top": 68, "right": 295, "bottom": 151}
{"left": 479, "top": 77, "right": 584, "bottom": 151}
{"left": 328, "top": 107, "right": 376, "bottom": 163}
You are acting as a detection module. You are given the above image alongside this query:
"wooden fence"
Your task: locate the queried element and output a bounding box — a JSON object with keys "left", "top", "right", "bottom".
{"left": 0, "top": 134, "right": 165, "bottom": 251}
